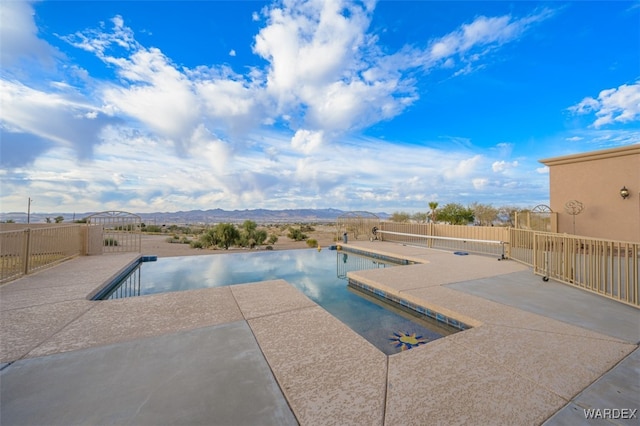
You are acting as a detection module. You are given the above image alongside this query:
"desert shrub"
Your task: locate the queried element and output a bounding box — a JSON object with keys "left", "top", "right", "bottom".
{"left": 144, "top": 225, "right": 163, "bottom": 233}
{"left": 306, "top": 238, "right": 318, "bottom": 248}
{"left": 190, "top": 240, "right": 204, "bottom": 249}
{"left": 287, "top": 227, "right": 307, "bottom": 241}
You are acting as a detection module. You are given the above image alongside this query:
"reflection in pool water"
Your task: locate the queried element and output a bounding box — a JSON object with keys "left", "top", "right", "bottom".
{"left": 101, "top": 249, "right": 459, "bottom": 354}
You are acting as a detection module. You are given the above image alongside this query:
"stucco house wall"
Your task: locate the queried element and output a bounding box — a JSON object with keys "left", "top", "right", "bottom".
{"left": 539, "top": 144, "right": 640, "bottom": 243}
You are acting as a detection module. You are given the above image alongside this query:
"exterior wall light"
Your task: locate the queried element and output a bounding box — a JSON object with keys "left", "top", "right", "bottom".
{"left": 620, "top": 186, "right": 630, "bottom": 199}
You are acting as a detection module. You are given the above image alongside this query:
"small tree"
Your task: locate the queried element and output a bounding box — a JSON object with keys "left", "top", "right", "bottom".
{"left": 254, "top": 229, "right": 268, "bottom": 247}
{"left": 390, "top": 211, "right": 411, "bottom": 222}
{"left": 470, "top": 202, "right": 498, "bottom": 226}
{"left": 199, "top": 228, "right": 220, "bottom": 248}
{"left": 215, "top": 223, "right": 240, "bottom": 249}
{"left": 54, "top": 216, "right": 64, "bottom": 223}
{"left": 287, "top": 227, "right": 307, "bottom": 241}
{"left": 412, "top": 212, "right": 428, "bottom": 223}
{"left": 428, "top": 201, "right": 439, "bottom": 223}
{"left": 437, "top": 203, "right": 475, "bottom": 225}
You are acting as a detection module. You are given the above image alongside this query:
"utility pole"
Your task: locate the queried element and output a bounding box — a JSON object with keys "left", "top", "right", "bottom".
{"left": 27, "top": 197, "right": 32, "bottom": 224}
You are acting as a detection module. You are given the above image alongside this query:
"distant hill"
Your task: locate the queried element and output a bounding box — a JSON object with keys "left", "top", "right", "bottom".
{"left": 1, "top": 208, "right": 390, "bottom": 224}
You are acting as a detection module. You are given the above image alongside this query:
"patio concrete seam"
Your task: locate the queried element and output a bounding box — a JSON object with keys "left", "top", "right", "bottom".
{"left": 382, "top": 354, "right": 390, "bottom": 426}
{"left": 540, "top": 349, "right": 640, "bottom": 425}
{"left": 240, "top": 303, "right": 319, "bottom": 321}
{"left": 242, "top": 314, "right": 302, "bottom": 426}
{"left": 228, "top": 284, "right": 250, "bottom": 322}
{"left": 480, "top": 322, "right": 634, "bottom": 344}
{"left": 19, "top": 301, "right": 105, "bottom": 360}
{"left": 0, "top": 296, "right": 93, "bottom": 312}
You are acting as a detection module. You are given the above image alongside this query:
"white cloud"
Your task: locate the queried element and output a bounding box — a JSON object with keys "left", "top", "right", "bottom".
{"left": 0, "top": 1, "right": 61, "bottom": 69}
{"left": 424, "top": 9, "right": 554, "bottom": 70}
{"left": 291, "top": 129, "right": 324, "bottom": 153}
{"left": 0, "top": 0, "right": 557, "bottom": 213}
{"left": 229, "top": 49, "right": 236, "bottom": 57}
{"left": 443, "top": 155, "right": 483, "bottom": 179}
{"left": 569, "top": 82, "right": 640, "bottom": 128}
{"left": 492, "top": 160, "right": 518, "bottom": 173}
{"left": 101, "top": 48, "right": 201, "bottom": 148}
{"left": 472, "top": 178, "right": 489, "bottom": 190}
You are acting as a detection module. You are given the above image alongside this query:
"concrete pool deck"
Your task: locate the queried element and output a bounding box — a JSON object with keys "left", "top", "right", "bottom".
{"left": 1, "top": 242, "right": 638, "bottom": 425}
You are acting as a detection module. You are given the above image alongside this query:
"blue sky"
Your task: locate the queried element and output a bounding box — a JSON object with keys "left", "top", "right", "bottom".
{"left": 1, "top": 0, "right": 639, "bottom": 215}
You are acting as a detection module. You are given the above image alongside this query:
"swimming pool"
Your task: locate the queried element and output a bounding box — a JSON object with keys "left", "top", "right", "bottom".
{"left": 97, "top": 249, "right": 459, "bottom": 354}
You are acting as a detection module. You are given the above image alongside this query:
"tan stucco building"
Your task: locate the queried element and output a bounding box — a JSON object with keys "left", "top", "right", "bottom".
{"left": 539, "top": 144, "right": 640, "bottom": 243}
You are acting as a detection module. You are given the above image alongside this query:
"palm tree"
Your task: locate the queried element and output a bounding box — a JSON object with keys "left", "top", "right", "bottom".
{"left": 428, "top": 201, "right": 439, "bottom": 223}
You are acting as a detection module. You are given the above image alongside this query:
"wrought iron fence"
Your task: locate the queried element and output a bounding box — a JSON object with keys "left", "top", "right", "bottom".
{"left": 85, "top": 211, "right": 141, "bottom": 253}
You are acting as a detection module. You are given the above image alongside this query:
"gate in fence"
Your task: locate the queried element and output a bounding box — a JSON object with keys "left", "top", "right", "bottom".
{"left": 85, "top": 211, "right": 141, "bottom": 254}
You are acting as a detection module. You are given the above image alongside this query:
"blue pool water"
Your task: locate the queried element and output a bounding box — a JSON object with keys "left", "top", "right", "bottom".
{"left": 100, "top": 249, "right": 458, "bottom": 354}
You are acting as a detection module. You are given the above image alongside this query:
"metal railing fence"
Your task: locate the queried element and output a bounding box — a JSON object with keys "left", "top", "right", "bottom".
{"left": 368, "top": 221, "right": 639, "bottom": 308}
{"left": 0, "top": 225, "right": 83, "bottom": 283}
{"left": 1, "top": 222, "right": 143, "bottom": 283}
{"left": 533, "top": 233, "right": 638, "bottom": 307}
{"left": 378, "top": 222, "right": 509, "bottom": 258}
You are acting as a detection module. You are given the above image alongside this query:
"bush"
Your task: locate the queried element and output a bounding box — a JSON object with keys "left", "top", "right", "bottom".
{"left": 306, "top": 238, "right": 318, "bottom": 248}
{"left": 190, "top": 240, "right": 204, "bottom": 249}
{"left": 144, "top": 225, "right": 163, "bottom": 233}
{"left": 287, "top": 227, "right": 307, "bottom": 241}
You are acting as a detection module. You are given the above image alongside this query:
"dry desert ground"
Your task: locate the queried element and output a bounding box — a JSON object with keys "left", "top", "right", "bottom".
{"left": 141, "top": 224, "right": 339, "bottom": 257}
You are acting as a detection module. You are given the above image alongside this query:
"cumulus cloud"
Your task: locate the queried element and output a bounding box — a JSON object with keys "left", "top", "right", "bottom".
{"left": 251, "top": 0, "right": 551, "bottom": 135}
{"left": 569, "top": 81, "right": 640, "bottom": 128}
{"left": 443, "top": 155, "right": 483, "bottom": 179}
{"left": 2, "top": 0, "right": 554, "bottom": 161}
{"left": 291, "top": 129, "right": 325, "bottom": 153}
{"left": 0, "top": 0, "right": 555, "bottom": 212}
